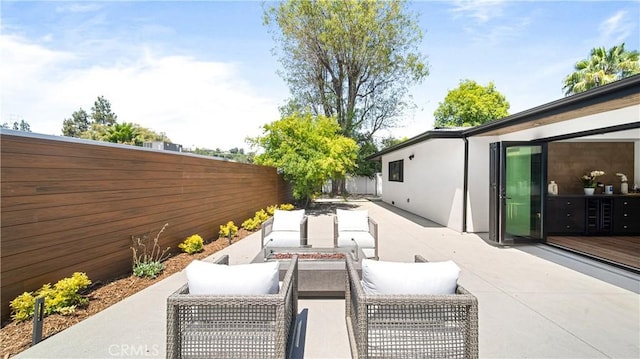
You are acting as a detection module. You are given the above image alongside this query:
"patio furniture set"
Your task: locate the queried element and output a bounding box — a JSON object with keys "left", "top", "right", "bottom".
{"left": 166, "top": 209, "right": 479, "bottom": 358}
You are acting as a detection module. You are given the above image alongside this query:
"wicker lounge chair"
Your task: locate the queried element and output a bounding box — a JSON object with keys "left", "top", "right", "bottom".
{"left": 334, "top": 209, "right": 378, "bottom": 259}
{"left": 345, "top": 255, "right": 479, "bottom": 359}
{"left": 166, "top": 255, "right": 298, "bottom": 359}
{"left": 262, "top": 209, "right": 309, "bottom": 248}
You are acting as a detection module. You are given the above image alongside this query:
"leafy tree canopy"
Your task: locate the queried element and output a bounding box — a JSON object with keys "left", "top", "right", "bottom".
{"left": 264, "top": 0, "right": 428, "bottom": 142}
{"left": 91, "top": 95, "right": 117, "bottom": 125}
{"left": 187, "top": 147, "right": 254, "bottom": 163}
{"left": 1, "top": 119, "right": 31, "bottom": 132}
{"left": 353, "top": 139, "right": 381, "bottom": 178}
{"left": 248, "top": 113, "right": 358, "bottom": 205}
{"left": 62, "top": 96, "right": 170, "bottom": 146}
{"left": 379, "top": 136, "right": 408, "bottom": 149}
{"left": 433, "top": 79, "right": 509, "bottom": 128}
{"left": 62, "top": 109, "right": 90, "bottom": 137}
{"left": 563, "top": 43, "right": 640, "bottom": 96}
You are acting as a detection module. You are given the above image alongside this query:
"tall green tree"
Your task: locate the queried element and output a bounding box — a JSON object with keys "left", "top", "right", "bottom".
{"left": 354, "top": 139, "right": 380, "bottom": 178}
{"left": 433, "top": 80, "right": 509, "bottom": 128}
{"left": 62, "top": 96, "right": 169, "bottom": 146}
{"left": 62, "top": 108, "right": 90, "bottom": 137}
{"left": 380, "top": 136, "right": 408, "bottom": 149}
{"left": 563, "top": 43, "right": 640, "bottom": 96}
{"left": 264, "top": 0, "right": 428, "bottom": 141}
{"left": 91, "top": 96, "right": 118, "bottom": 125}
{"left": 249, "top": 113, "right": 358, "bottom": 206}
{"left": 1, "top": 119, "right": 31, "bottom": 132}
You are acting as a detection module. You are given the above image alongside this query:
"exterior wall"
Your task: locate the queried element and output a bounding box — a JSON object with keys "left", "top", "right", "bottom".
{"left": 466, "top": 136, "right": 496, "bottom": 232}
{"left": 0, "top": 131, "right": 292, "bottom": 320}
{"left": 376, "top": 104, "right": 638, "bottom": 236}
{"left": 382, "top": 139, "right": 465, "bottom": 231}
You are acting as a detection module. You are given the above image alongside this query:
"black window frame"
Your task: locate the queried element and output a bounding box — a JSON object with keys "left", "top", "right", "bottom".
{"left": 389, "top": 159, "right": 404, "bottom": 182}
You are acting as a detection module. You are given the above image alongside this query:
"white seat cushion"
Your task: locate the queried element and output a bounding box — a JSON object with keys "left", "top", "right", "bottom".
{"left": 336, "top": 209, "right": 369, "bottom": 232}
{"left": 186, "top": 259, "right": 280, "bottom": 295}
{"left": 337, "top": 231, "right": 375, "bottom": 248}
{"left": 264, "top": 231, "right": 302, "bottom": 247}
{"left": 271, "top": 209, "right": 305, "bottom": 231}
{"left": 361, "top": 259, "right": 460, "bottom": 295}
{"left": 361, "top": 248, "right": 376, "bottom": 259}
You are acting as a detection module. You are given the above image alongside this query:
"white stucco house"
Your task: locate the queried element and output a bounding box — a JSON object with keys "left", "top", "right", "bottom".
{"left": 368, "top": 75, "right": 639, "bottom": 269}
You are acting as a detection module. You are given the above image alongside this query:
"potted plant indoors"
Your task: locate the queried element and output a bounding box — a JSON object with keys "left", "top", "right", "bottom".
{"left": 580, "top": 170, "right": 605, "bottom": 195}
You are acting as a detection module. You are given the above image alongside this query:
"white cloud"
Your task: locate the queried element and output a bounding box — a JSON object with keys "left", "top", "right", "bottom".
{"left": 448, "top": 0, "right": 530, "bottom": 47}
{"left": 450, "top": 0, "right": 508, "bottom": 23}
{"left": 56, "top": 3, "right": 103, "bottom": 13}
{"left": 1, "top": 35, "right": 282, "bottom": 150}
{"left": 596, "top": 10, "right": 634, "bottom": 46}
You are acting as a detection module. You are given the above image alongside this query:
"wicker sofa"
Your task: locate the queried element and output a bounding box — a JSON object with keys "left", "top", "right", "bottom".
{"left": 333, "top": 209, "right": 378, "bottom": 259}
{"left": 166, "top": 255, "right": 298, "bottom": 359}
{"left": 345, "top": 255, "right": 478, "bottom": 359}
{"left": 261, "top": 209, "right": 309, "bottom": 248}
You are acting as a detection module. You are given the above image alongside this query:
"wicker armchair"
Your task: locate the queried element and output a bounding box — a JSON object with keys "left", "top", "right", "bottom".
{"left": 345, "top": 255, "right": 478, "bottom": 359}
{"left": 166, "top": 255, "right": 298, "bottom": 359}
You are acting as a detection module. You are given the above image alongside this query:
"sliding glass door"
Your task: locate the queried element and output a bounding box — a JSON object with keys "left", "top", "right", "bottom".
{"left": 490, "top": 142, "right": 545, "bottom": 244}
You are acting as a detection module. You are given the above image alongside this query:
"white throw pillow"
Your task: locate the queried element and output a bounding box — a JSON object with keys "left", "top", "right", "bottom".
{"left": 361, "top": 259, "right": 460, "bottom": 295}
{"left": 272, "top": 209, "right": 305, "bottom": 232}
{"left": 337, "top": 209, "right": 369, "bottom": 232}
{"left": 186, "top": 259, "right": 280, "bottom": 295}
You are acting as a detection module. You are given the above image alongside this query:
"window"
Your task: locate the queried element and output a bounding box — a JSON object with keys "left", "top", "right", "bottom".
{"left": 389, "top": 160, "right": 404, "bottom": 182}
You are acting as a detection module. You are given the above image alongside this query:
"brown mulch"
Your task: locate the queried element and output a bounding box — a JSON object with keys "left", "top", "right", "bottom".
{"left": 0, "top": 229, "right": 253, "bottom": 358}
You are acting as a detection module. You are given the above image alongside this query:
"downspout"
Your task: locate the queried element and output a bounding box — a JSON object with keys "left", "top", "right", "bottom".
{"left": 462, "top": 136, "right": 469, "bottom": 233}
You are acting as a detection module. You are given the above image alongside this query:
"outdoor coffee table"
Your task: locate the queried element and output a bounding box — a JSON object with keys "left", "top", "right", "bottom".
{"left": 252, "top": 246, "right": 364, "bottom": 298}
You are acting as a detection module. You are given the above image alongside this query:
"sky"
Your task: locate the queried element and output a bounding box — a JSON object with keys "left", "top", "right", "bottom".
{"left": 1, "top": 1, "right": 639, "bottom": 151}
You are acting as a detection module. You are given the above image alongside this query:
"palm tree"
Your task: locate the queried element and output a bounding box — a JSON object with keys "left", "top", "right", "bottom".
{"left": 105, "top": 122, "right": 140, "bottom": 145}
{"left": 563, "top": 43, "right": 640, "bottom": 96}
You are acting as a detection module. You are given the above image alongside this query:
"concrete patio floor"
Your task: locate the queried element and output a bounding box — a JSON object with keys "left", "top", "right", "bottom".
{"left": 16, "top": 199, "right": 640, "bottom": 358}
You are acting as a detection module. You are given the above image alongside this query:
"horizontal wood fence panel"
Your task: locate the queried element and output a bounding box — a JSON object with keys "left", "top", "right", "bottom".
{"left": 0, "top": 131, "right": 293, "bottom": 321}
{"left": 1, "top": 183, "right": 234, "bottom": 210}
{"left": 2, "top": 181, "right": 269, "bottom": 230}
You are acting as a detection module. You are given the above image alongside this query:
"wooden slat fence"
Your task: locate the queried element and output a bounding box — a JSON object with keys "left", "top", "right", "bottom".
{"left": 0, "top": 130, "right": 292, "bottom": 321}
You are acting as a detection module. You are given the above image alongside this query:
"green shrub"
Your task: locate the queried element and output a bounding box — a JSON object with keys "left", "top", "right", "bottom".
{"left": 10, "top": 272, "right": 92, "bottom": 322}
{"left": 179, "top": 234, "right": 204, "bottom": 254}
{"left": 254, "top": 209, "right": 269, "bottom": 225}
{"left": 240, "top": 205, "right": 296, "bottom": 231}
{"left": 132, "top": 261, "right": 164, "bottom": 279}
{"left": 266, "top": 204, "right": 278, "bottom": 216}
{"left": 131, "top": 223, "right": 171, "bottom": 278}
{"left": 242, "top": 217, "right": 260, "bottom": 231}
{"left": 279, "top": 203, "right": 295, "bottom": 211}
{"left": 219, "top": 221, "right": 238, "bottom": 238}
{"left": 10, "top": 292, "right": 36, "bottom": 322}
{"left": 242, "top": 209, "right": 270, "bottom": 231}
{"left": 44, "top": 272, "right": 91, "bottom": 315}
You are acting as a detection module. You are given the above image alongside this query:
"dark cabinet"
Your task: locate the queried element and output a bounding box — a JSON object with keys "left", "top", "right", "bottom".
{"left": 586, "top": 198, "right": 613, "bottom": 235}
{"left": 547, "top": 197, "right": 585, "bottom": 234}
{"left": 613, "top": 197, "right": 640, "bottom": 235}
{"left": 547, "top": 195, "right": 640, "bottom": 236}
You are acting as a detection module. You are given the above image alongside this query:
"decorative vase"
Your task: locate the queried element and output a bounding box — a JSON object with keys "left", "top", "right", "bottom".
{"left": 548, "top": 181, "right": 558, "bottom": 195}
{"left": 584, "top": 187, "right": 595, "bottom": 195}
{"left": 621, "top": 182, "right": 628, "bottom": 194}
